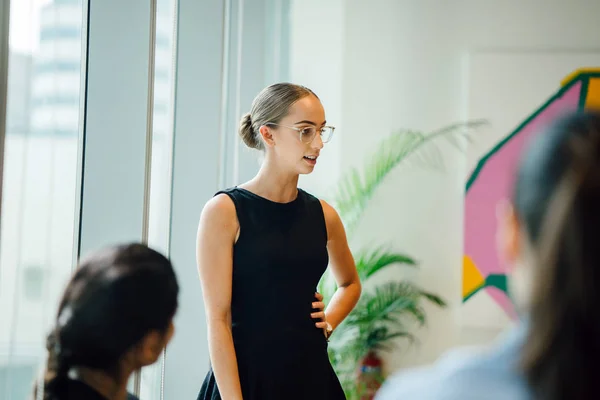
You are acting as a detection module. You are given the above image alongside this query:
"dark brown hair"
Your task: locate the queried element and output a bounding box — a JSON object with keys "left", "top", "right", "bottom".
{"left": 33, "top": 243, "right": 179, "bottom": 400}
{"left": 513, "top": 110, "right": 600, "bottom": 399}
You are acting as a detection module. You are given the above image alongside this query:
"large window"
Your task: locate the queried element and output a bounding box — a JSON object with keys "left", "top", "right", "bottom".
{"left": 0, "top": 0, "right": 295, "bottom": 398}
{"left": 0, "top": 0, "right": 86, "bottom": 398}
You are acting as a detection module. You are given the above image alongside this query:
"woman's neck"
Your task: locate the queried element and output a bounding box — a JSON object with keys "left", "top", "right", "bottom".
{"left": 73, "top": 367, "right": 130, "bottom": 400}
{"left": 244, "top": 159, "right": 300, "bottom": 203}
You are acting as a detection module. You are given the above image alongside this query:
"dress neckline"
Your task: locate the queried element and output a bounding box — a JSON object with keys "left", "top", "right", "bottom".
{"left": 235, "top": 187, "right": 302, "bottom": 205}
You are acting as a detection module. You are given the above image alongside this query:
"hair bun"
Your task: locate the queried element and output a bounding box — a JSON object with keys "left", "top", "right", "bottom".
{"left": 239, "top": 112, "right": 261, "bottom": 150}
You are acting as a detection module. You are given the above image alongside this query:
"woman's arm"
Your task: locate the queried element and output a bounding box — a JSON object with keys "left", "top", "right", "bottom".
{"left": 314, "top": 199, "right": 362, "bottom": 332}
{"left": 196, "top": 194, "right": 243, "bottom": 400}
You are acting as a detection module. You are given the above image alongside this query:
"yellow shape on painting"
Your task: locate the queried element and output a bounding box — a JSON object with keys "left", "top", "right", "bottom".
{"left": 585, "top": 78, "right": 600, "bottom": 111}
{"left": 462, "top": 255, "right": 484, "bottom": 299}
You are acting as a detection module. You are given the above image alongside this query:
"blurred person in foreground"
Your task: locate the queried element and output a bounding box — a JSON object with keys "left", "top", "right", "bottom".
{"left": 376, "top": 110, "right": 600, "bottom": 400}
{"left": 32, "top": 243, "right": 179, "bottom": 400}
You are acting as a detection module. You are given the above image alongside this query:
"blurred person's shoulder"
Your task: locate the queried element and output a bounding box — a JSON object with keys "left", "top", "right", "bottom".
{"left": 375, "top": 326, "right": 531, "bottom": 400}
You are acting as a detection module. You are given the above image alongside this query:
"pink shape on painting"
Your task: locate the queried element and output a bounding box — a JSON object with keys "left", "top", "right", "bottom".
{"left": 464, "top": 81, "right": 582, "bottom": 316}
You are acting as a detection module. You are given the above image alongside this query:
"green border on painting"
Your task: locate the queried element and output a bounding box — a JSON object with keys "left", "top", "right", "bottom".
{"left": 579, "top": 78, "right": 590, "bottom": 109}
{"left": 465, "top": 71, "right": 600, "bottom": 192}
{"left": 463, "top": 283, "right": 484, "bottom": 303}
{"left": 463, "top": 274, "right": 508, "bottom": 303}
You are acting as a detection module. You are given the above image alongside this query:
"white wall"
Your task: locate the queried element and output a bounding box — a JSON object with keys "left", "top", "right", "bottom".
{"left": 291, "top": 0, "right": 600, "bottom": 375}
{"left": 290, "top": 0, "right": 345, "bottom": 197}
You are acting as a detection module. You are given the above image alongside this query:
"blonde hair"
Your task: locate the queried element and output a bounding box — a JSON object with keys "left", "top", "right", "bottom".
{"left": 238, "top": 83, "right": 317, "bottom": 150}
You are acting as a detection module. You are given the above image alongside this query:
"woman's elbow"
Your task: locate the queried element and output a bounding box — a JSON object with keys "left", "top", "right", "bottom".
{"left": 354, "top": 280, "right": 362, "bottom": 299}
{"left": 206, "top": 309, "right": 231, "bottom": 329}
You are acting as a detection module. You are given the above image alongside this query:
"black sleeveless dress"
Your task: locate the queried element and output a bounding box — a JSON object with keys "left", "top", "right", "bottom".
{"left": 198, "top": 187, "right": 346, "bottom": 400}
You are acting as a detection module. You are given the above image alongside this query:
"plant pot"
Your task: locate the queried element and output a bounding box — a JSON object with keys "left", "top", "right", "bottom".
{"left": 355, "top": 351, "right": 383, "bottom": 400}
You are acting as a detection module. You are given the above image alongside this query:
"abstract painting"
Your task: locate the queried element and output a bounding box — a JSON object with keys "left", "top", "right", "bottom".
{"left": 462, "top": 68, "right": 600, "bottom": 319}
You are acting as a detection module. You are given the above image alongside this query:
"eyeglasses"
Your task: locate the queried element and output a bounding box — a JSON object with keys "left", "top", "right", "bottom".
{"left": 265, "top": 123, "right": 335, "bottom": 144}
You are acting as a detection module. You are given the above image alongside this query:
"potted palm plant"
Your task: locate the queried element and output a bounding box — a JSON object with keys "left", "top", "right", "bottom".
{"left": 319, "top": 120, "right": 486, "bottom": 399}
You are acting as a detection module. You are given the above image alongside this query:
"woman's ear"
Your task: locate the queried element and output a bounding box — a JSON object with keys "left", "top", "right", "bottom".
{"left": 496, "top": 199, "right": 521, "bottom": 271}
{"left": 258, "top": 125, "right": 275, "bottom": 147}
{"left": 136, "top": 331, "right": 164, "bottom": 366}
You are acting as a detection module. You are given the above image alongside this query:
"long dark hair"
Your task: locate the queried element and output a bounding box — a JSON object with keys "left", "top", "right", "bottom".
{"left": 34, "top": 243, "right": 179, "bottom": 399}
{"left": 513, "top": 110, "right": 600, "bottom": 399}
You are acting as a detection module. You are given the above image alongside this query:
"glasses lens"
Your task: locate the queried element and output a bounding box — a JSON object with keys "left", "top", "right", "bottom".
{"left": 321, "top": 127, "right": 334, "bottom": 143}
{"left": 300, "top": 127, "right": 316, "bottom": 143}
{"left": 300, "top": 127, "right": 334, "bottom": 143}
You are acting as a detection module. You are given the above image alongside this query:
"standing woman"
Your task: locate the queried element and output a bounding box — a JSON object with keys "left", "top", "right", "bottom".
{"left": 197, "top": 83, "right": 361, "bottom": 400}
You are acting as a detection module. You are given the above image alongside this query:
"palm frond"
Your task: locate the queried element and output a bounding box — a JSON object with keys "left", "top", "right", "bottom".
{"left": 343, "top": 282, "right": 426, "bottom": 327}
{"left": 318, "top": 247, "right": 416, "bottom": 305}
{"left": 333, "top": 120, "right": 487, "bottom": 235}
{"left": 431, "top": 120, "right": 484, "bottom": 149}
{"left": 328, "top": 281, "right": 447, "bottom": 397}
{"left": 419, "top": 290, "right": 446, "bottom": 308}
{"left": 365, "top": 326, "right": 416, "bottom": 352}
{"left": 355, "top": 246, "right": 417, "bottom": 282}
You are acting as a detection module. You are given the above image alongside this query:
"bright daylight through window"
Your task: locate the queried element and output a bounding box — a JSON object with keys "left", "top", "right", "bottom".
{"left": 0, "top": 0, "right": 85, "bottom": 399}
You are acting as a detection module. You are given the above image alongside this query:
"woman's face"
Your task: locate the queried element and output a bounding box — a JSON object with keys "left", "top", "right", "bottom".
{"left": 260, "top": 94, "right": 327, "bottom": 175}
{"left": 135, "top": 320, "right": 176, "bottom": 368}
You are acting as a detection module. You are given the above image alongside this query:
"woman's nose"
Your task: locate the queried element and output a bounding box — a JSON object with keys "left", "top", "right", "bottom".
{"left": 311, "top": 133, "right": 324, "bottom": 149}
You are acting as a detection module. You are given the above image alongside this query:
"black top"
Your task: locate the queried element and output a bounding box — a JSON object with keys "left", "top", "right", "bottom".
{"left": 44, "top": 378, "right": 139, "bottom": 400}
{"left": 227, "top": 187, "right": 329, "bottom": 340}
{"left": 198, "top": 187, "right": 345, "bottom": 400}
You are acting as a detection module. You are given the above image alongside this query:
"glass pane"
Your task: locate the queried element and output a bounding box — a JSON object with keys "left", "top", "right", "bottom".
{"left": 0, "top": 0, "right": 85, "bottom": 399}
{"left": 139, "top": 0, "right": 178, "bottom": 398}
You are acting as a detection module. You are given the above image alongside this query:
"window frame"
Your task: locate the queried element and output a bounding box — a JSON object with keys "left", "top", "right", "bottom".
{"left": 0, "top": 0, "right": 10, "bottom": 227}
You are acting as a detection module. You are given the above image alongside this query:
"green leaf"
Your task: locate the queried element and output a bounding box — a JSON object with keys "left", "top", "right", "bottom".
{"left": 420, "top": 290, "right": 447, "bottom": 307}
{"left": 344, "top": 282, "right": 420, "bottom": 327}
{"left": 354, "top": 246, "right": 417, "bottom": 281}
{"left": 318, "top": 247, "right": 417, "bottom": 305}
